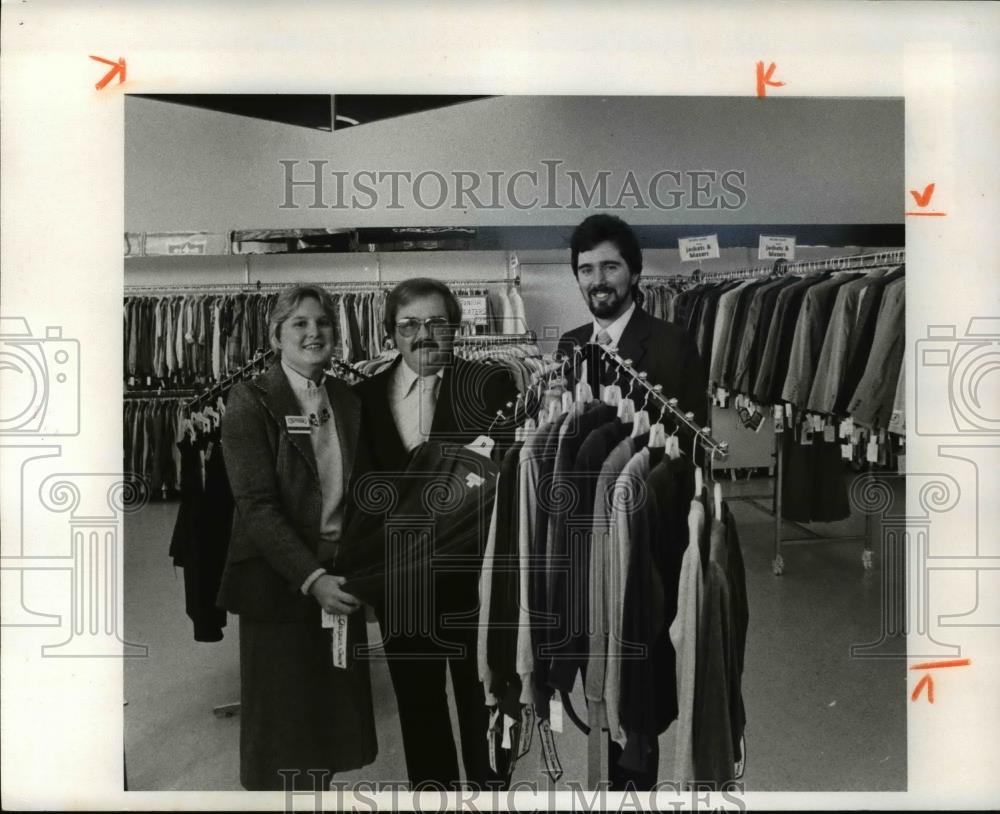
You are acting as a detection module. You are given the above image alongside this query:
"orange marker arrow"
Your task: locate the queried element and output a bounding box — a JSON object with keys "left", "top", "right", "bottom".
{"left": 910, "top": 183, "right": 935, "bottom": 207}
{"left": 756, "top": 62, "right": 785, "bottom": 98}
{"left": 89, "top": 55, "right": 126, "bottom": 90}
{"left": 911, "top": 673, "right": 935, "bottom": 703}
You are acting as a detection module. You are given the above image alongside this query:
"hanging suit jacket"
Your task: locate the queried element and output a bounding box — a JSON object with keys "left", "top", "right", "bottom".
{"left": 559, "top": 306, "right": 708, "bottom": 427}
{"left": 217, "top": 363, "right": 362, "bottom": 622}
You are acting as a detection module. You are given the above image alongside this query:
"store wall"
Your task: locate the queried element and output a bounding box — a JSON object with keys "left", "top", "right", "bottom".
{"left": 125, "top": 95, "right": 903, "bottom": 232}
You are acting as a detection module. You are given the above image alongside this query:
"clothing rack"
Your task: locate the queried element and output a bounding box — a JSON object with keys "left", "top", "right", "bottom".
{"left": 123, "top": 277, "right": 520, "bottom": 295}
{"left": 691, "top": 248, "right": 905, "bottom": 575}
{"left": 697, "top": 249, "right": 905, "bottom": 282}
{"left": 456, "top": 331, "right": 537, "bottom": 345}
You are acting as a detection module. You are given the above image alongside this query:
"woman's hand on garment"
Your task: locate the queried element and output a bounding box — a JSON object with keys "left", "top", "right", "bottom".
{"left": 309, "top": 574, "right": 362, "bottom": 615}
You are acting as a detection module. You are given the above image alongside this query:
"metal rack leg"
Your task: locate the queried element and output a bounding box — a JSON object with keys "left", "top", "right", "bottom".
{"left": 773, "top": 431, "right": 785, "bottom": 576}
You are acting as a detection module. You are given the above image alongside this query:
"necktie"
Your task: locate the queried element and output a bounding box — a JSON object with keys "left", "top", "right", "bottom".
{"left": 595, "top": 329, "right": 614, "bottom": 385}
{"left": 417, "top": 375, "right": 437, "bottom": 441}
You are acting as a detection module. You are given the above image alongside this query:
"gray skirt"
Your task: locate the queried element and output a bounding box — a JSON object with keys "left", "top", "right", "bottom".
{"left": 238, "top": 612, "right": 377, "bottom": 791}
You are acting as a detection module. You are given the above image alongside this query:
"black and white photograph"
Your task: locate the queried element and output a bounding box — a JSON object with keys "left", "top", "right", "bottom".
{"left": 122, "top": 94, "right": 907, "bottom": 795}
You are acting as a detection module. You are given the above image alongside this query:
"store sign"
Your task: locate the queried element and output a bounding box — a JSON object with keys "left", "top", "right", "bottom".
{"left": 678, "top": 234, "right": 720, "bottom": 262}
{"left": 459, "top": 295, "right": 488, "bottom": 325}
{"left": 758, "top": 234, "right": 796, "bottom": 260}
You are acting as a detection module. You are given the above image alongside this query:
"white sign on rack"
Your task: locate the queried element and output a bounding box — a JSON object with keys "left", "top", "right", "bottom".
{"left": 678, "top": 234, "right": 720, "bottom": 262}
{"left": 459, "top": 295, "right": 488, "bottom": 326}
{"left": 758, "top": 234, "right": 797, "bottom": 260}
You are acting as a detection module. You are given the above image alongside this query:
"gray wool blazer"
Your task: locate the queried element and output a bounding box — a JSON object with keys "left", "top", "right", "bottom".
{"left": 217, "top": 362, "right": 362, "bottom": 622}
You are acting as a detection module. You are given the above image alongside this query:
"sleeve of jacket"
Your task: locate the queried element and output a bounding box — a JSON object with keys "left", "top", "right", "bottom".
{"left": 221, "top": 383, "right": 324, "bottom": 591}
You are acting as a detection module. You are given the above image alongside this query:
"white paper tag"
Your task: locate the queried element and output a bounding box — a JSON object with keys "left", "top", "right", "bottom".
{"left": 549, "top": 695, "right": 563, "bottom": 733}
{"left": 841, "top": 442, "right": 852, "bottom": 460}
{"left": 330, "top": 613, "right": 348, "bottom": 669}
{"left": 502, "top": 714, "right": 515, "bottom": 749}
{"left": 785, "top": 403, "right": 795, "bottom": 427}
{"left": 823, "top": 422, "right": 836, "bottom": 442}
{"left": 866, "top": 434, "right": 879, "bottom": 463}
{"left": 465, "top": 435, "right": 495, "bottom": 459}
{"left": 774, "top": 405, "right": 784, "bottom": 433}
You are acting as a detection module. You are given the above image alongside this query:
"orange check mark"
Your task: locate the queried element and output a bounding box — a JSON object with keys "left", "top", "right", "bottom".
{"left": 910, "top": 183, "right": 935, "bottom": 208}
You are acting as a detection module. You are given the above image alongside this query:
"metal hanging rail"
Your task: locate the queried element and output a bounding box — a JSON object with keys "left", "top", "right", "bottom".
{"left": 592, "top": 344, "right": 730, "bottom": 459}
{"left": 698, "top": 249, "right": 906, "bottom": 282}
{"left": 123, "top": 277, "right": 520, "bottom": 295}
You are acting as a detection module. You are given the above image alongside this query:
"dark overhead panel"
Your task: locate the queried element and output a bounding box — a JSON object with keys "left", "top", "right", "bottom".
{"left": 332, "top": 95, "right": 490, "bottom": 129}
{"left": 132, "top": 94, "right": 336, "bottom": 130}
{"left": 131, "top": 94, "right": 492, "bottom": 131}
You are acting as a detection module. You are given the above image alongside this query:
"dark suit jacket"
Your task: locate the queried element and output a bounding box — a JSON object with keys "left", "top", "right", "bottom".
{"left": 348, "top": 355, "right": 517, "bottom": 626}
{"left": 558, "top": 307, "right": 708, "bottom": 427}
{"left": 217, "top": 362, "right": 362, "bottom": 621}
{"left": 351, "top": 355, "right": 518, "bottom": 475}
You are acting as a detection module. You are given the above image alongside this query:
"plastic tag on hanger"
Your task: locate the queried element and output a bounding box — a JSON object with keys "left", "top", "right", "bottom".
{"left": 841, "top": 442, "right": 852, "bottom": 460}
{"left": 574, "top": 380, "right": 593, "bottom": 404}
{"left": 466, "top": 435, "right": 495, "bottom": 459}
{"left": 648, "top": 422, "right": 667, "bottom": 448}
{"left": 631, "top": 409, "right": 651, "bottom": 438}
{"left": 839, "top": 417, "right": 853, "bottom": 439}
{"left": 823, "top": 422, "right": 836, "bottom": 443}
{"left": 603, "top": 384, "right": 622, "bottom": 407}
{"left": 617, "top": 397, "right": 635, "bottom": 423}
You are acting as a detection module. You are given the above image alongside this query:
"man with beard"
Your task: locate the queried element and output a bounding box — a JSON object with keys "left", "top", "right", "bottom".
{"left": 349, "top": 277, "right": 516, "bottom": 790}
{"left": 559, "top": 214, "right": 707, "bottom": 425}
{"left": 554, "top": 214, "right": 708, "bottom": 790}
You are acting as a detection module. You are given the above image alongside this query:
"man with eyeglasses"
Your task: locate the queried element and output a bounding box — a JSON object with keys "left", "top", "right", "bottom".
{"left": 348, "top": 277, "right": 516, "bottom": 790}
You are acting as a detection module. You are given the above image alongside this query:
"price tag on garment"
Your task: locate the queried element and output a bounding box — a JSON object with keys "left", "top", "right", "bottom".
{"left": 839, "top": 417, "right": 853, "bottom": 439}
{"left": 549, "top": 694, "right": 564, "bottom": 733}
{"left": 823, "top": 422, "right": 836, "bottom": 443}
{"left": 773, "top": 405, "right": 784, "bottom": 433}
{"left": 866, "top": 434, "right": 879, "bottom": 463}
{"left": 326, "top": 612, "right": 349, "bottom": 669}
{"left": 285, "top": 415, "right": 312, "bottom": 434}
{"left": 785, "top": 403, "right": 795, "bottom": 427}
{"left": 502, "top": 714, "right": 516, "bottom": 749}
{"left": 811, "top": 414, "right": 824, "bottom": 433}
{"left": 841, "top": 442, "right": 852, "bottom": 460}
{"left": 458, "top": 295, "right": 488, "bottom": 327}
{"left": 800, "top": 428, "right": 813, "bottom": 446}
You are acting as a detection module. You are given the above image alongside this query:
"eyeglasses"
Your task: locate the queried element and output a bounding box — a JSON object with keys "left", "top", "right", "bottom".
{"left": 394, "top": 317, "right": 456, "bottom": 339}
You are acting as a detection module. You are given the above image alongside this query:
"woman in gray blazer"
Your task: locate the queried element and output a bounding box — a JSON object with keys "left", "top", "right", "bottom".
{"left": 217, "top": 284, "right": 376, "bottom": 790}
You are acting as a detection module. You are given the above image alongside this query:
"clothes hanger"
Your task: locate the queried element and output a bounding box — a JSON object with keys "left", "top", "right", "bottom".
{"left": 573, "top": 344, "right": 593, "bottom": 404}
{"left": 630, "top": 373, "right": 652, "bottom": 439}
{"left": 603, "top": 360, "right": 623, "bottom": 407}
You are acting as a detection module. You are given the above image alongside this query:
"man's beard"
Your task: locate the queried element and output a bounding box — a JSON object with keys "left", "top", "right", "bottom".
{"left": 588, "top": 287, "right": 625, "bottom": 318}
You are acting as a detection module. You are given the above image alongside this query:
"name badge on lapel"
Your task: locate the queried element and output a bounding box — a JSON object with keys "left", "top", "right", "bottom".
{"left": 285, "top": 415, "right": 312, "bottom": 434}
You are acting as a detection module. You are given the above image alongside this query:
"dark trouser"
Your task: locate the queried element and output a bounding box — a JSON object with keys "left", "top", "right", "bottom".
{"left": 609, "top": 737, "right": 660, "bottom": 791}
{"left": 381, "top": 620, "right": 499, "bottom": 790}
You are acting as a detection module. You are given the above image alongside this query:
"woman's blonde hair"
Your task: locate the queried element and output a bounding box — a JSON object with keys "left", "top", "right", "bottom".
{"left": 268, "top": 284, "right": 337, "bottom": 352}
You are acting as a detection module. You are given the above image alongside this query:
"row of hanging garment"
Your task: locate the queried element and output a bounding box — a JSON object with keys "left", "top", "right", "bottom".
{"left": 484, "top": 283, "right": 529, "bottom": 334}
{"left": 123, "top": 289, "right": 388, "bottom": 386}
{"left": 476, "top": 354, "right": 747, "bottom": 787}
{"left": 669, "top": 259, "right": 905, "bottom": 521}
{"left": 639, "top": 279, "right": 687, "bottom": 323}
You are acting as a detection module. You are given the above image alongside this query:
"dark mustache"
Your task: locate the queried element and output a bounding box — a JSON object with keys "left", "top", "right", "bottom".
{"left": 411, "top": 339, "right": 441, "bottom": 352}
